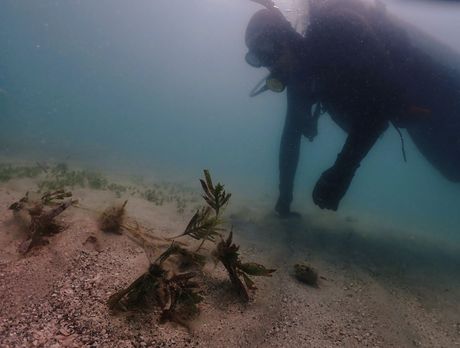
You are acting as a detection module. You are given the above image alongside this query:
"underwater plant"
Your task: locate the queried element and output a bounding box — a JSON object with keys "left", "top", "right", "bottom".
{"left": 107, "top": 183, "right": 127, "bottom": 198}
{"left": 143, "top": 188, "right": 164, "bottom": 205}
{"left": 200, "top": 169, "right": 231, "bottom": 216}
{"left": 9, "top": 189, "right": 73, "bottom": 212}
{"left": 173, "top": 170, "right": 276, "bottom": 301}
{"left": 0, "top": 164, "right": 43, "bottom": 182}
{"left": 8, "top": 193, "right": 30, "bottom": 213}
{"left": 175, "top": 197, "right": 187, "bottom": 214}
{"left": 157, "top": 242, "right": 207, "bottom": 270}
{"left": 214, "top": 230, "right": 276, "bottom": 302}
{"left": 108, "top": 263, "right": 167, "bottom": 311}
{"left": 8, "top": 192, "right": 75, "bottom": 254}
{"left": 37, "top": 163, "right": 130, "bottom": 197}
{"left": 158, "top": 271, "right": 203, "bottom": 328}
{"left": 97, "top": 200, "right": 128, "bottom": 234}
{"left": 170, "top": 170, "right": 229, "bottom": 251}
{"left": 37, "top": 163, "right": 83, "bottom": 191}
{"left": 86, "top": 172, "right": 108, "bottom": 189}
{"left": 108, "top": 169, "right": 276, "bottom": 330}
{"left": 107, "top": 242, "right": 203, "bottom": 329}
{"left": 171, "top": 207, "right": 222, "bottom": 245}
{"left": 40, "top": 189, "right": 73, "bottom": 205}
{"left": 121, "top": 220, "right": 161, "bottom": 259}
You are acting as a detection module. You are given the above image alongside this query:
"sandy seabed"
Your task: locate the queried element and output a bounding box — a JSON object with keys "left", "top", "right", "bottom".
{"left": 0, "top": 176, "right": 459, "bottom": 348}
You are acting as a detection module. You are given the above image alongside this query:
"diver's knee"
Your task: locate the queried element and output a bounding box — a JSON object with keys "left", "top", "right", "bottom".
{"left": 447, "top": 176, "right": 460, "bottom": 183}
{"left": 442, "top": 170, "right": 460, "bottom": 183}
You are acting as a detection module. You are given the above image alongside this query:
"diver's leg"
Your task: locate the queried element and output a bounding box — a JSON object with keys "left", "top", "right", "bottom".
{"left": 407, "top": 115, "right": 460, "bottom": 182}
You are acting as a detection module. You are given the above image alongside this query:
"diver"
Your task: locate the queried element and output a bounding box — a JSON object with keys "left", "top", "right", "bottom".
{"left": 245, "top": 0, "right": 460, "bottom": 217}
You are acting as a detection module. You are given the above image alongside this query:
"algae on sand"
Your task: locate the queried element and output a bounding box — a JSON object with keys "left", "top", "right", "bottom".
{"left": 97, "top": 200, "right": 128, "bottom": 234}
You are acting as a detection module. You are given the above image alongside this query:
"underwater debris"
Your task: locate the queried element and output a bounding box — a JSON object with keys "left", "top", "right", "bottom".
{"left": 16, "top": 198, "right": 75, "bottom": 254}
{"left": 83, "top": 235, "right": 102, "bottom": 252}
{"left": 214, "top": 230, "right": 275, "bottom": 302}
{"left": 97, "top": 200, "right": 128, "bottom": 234}
{"left": 294, "top": 263, "right": 319, "bottom": 287}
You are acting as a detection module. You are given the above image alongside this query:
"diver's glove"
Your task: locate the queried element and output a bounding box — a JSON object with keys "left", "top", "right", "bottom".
{"left": 302, "top": 103, "right": 321, "bottom": 142}
{"left": 302, "top": 117, "right": 318, "bottom": 142}
{"left": 275, "top": 197, "right": 301, "bottom": 219}
{"left": 312, "top": 165, "right": 356, "bottom": 211}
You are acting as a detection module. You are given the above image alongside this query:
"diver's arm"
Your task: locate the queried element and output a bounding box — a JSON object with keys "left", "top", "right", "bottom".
{"left": 336, "top": 121, "right": 388, "bottom": 173}
{"left": 276, "top": 85, "right": 310, "bottom": 217}
{"left": 313, "top": 120, "right": 388, "bottom": 211}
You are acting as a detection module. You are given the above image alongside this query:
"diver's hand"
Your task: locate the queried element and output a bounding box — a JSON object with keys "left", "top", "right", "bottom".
{"left": 302, "top": 110, "right": 320, "bottom": 142}
{"left": 312, "top": 166, "right": 354, "bottom": 211}
{"left": 302, "top": 120, "right": 318, "bottom": 142}
{"left": 275, "top": 198, "right": 301, "bottom": 219}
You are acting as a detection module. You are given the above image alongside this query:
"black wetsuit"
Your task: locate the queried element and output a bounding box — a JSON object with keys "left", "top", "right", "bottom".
{"left": 277, "top": 1, "right": 460, "bottom": 212}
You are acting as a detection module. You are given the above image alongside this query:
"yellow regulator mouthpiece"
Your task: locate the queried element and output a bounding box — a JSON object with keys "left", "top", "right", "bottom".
{"left": 266, "top": 78, "right": 285, "bottom": 93}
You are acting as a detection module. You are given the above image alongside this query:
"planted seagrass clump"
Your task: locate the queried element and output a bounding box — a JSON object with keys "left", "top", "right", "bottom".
{"left": 97, "top": 200, "right": 128, "bottom": 234}
{"left": 172, "top": 170, "right": 276, "bottom": 302}
{"left": 158, "top": 241, "right": 207, "bottom": 271}
{"left": 214, "top": 231, "right": 276, "bottom": 302}
{"left": 8, "top": 190, "right": 75, "bottom": 254}
{"left": 107, "top": 243, "right": 203, "bottom": 329}
{"left": 108, "top": 170, "right": 276, "bottom": 330}
{"left": 9, "top": 189, "right": 73, "bottom": 213}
